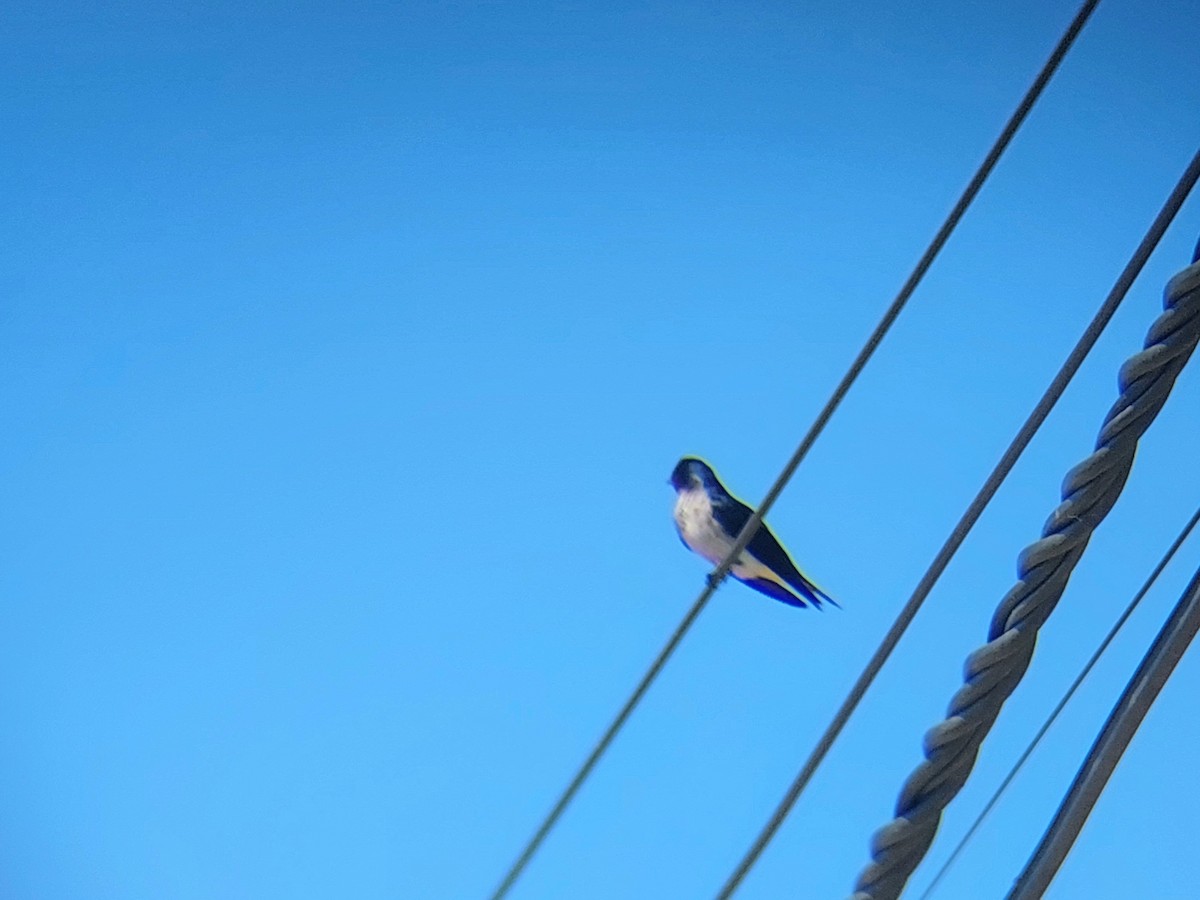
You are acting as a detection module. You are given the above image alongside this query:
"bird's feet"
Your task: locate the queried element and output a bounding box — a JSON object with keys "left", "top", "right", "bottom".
{"left": 706, "top": 572, "right": 723, "bottom": 589}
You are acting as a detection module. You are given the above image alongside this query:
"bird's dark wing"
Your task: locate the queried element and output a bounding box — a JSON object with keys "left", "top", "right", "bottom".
{"left": 710, "top": 491, "right": 837, "bottom": 610}
{"left": 708, "top": 492, "right": 754, "bottom": 543}
{"left": 747, "top": 523, "right": 837, "bottom": 609}
{"left": 736, "top": 575, "right": 809, "bottom": 608}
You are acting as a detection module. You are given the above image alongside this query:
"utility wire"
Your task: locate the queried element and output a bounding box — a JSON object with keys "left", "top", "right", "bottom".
{"left": 918, "top": 505, "right": 1200, "bottom": 900}
{"left": 1008, "top": 562, "right": 1200, "bottom": 899}
{"left": 849, "top": 221, "right": 1200, "bottom": 899}
{"left": 487, "top": 3, "right": 1098, "bottom": 895}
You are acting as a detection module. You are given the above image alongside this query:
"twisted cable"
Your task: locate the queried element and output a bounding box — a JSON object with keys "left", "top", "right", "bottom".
{"left": 851, "top": 256, "right": 1200, "bottom": 900}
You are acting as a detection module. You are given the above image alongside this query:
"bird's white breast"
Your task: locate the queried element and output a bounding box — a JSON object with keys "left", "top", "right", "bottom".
{"left": 673, "top": 487, "right": 778, "bottom": 584}
{"left": 673, "top": 487, "right": 737, "bottom": 566}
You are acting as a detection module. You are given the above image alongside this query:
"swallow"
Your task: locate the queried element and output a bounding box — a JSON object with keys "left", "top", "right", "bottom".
{"left": 669, "top": 457, "right": 836, "bottom": 609}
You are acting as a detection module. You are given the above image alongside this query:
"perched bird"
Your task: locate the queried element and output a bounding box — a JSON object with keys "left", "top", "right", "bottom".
{"left": 669, "top": 457, "right": 836, "bottom": 609}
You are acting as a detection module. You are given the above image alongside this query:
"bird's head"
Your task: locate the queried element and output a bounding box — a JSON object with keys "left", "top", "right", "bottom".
{"left": 669, "top": 457, "right": 717, "bottom": 492}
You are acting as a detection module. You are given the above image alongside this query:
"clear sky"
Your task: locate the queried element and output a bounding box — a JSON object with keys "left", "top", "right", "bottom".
{"left": 4, "top": 2, "right": 1200, "bottom": 898}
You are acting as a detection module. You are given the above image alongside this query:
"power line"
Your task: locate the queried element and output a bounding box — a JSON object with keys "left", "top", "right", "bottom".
{"left": 719, "top": 142, "right": 1200, "bottom": 900}
{"left": 487, "top": 3, "right": 1099, "bottom": 895}
{"left": 1008, "top": 562, "right": 1200, "bottom": 899}
{"left": 849, "top": 221, "right": 1200, "bottom": 899}
{"left": 918, "top": 505, "right": 1200, "bottom": 899}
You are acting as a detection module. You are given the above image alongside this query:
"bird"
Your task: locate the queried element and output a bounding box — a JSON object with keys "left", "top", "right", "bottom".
{"left": 669, "top": 456, "right": 836, "bottom": 609}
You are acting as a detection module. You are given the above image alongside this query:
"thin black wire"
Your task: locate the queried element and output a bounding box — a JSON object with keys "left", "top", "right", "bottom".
{"left": 918, "top": 505, "right": 1200, "bottom": 900}
{"left": 488, "top": 2, "right": 1099, "bottom": 896}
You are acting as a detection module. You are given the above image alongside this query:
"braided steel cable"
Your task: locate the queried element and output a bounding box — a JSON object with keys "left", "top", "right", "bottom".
{"left": 850, "top": 252, "right": 1200, "bottom": 900}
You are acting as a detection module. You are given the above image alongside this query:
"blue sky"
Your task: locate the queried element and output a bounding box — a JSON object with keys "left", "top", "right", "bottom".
{"left": 4, "top": 1, "right": 1200, "bottom": 898}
